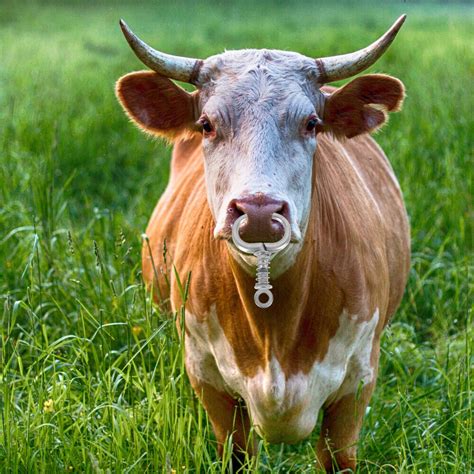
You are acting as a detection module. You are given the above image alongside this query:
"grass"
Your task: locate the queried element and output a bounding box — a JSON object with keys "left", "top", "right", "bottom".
{"left": 0, "top": 0, "right": 472, "bottom": 472}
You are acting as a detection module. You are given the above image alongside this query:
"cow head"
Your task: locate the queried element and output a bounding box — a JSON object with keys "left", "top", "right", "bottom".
{"left": 116, "top": 17, "right": 405, "bottom": 272}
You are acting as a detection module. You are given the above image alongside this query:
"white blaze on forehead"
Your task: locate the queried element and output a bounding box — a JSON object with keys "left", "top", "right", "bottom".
{"left": 184, "top": 306, "right": 380, "bottom": 443}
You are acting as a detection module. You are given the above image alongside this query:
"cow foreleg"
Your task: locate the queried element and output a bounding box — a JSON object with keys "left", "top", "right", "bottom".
{"left": 316, "top": 380, "right": 376, "bottom": 472}
{"left": 187, "top": 373, "right": 256, "bottom": 469}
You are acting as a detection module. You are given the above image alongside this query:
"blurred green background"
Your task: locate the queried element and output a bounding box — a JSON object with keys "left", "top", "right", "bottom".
{"left": 0, "top": 1, "right": 472, "bottom": 472}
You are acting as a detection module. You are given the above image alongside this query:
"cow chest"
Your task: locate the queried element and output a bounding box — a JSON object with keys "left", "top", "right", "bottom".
{"left": 184, "top": 305, "right": 380, "bottom": 443}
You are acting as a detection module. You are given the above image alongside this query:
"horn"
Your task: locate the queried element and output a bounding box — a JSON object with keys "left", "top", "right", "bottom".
{"left": 315, "top": 15, "right": 406, "bottom": 84}
{"left": 119, "top": 19, "right": 203, "bottom": 84}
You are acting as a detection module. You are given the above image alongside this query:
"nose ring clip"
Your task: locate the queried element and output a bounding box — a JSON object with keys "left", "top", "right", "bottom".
{"left": 232, "top": 213, "right": 291, "bottom": 309}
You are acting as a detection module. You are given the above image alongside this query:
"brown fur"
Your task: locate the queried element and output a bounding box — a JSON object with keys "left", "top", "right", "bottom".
{"left": 322, "top": 74, "right": 405, "bottom": 138}
{"left": 115, "top": 71, "right": 199, "bottom": 140}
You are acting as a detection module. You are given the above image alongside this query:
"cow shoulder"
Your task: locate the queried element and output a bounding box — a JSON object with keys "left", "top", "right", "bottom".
{"left": 314, "top": 132, "right": 409, "bottom": 321}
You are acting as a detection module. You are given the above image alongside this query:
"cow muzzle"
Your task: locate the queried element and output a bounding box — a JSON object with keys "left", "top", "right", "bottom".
{"left": 216, "top": 193, "right": 296, "bottom": 243}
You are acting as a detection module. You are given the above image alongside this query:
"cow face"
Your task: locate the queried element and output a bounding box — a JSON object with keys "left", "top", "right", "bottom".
{"left": 196, "top": 50, "right": 325, "bottom": 246}
{"left": 117, "top": 50, "right": 325, "bottom": 250}
{"left": 117, "top": 53, "right": 403, "bottom": 261}
{"left": 192, "top": 55, "right": 404, "bottom": 252}
{"left": 117, "top": 19, "right": 405, "bottom": 272}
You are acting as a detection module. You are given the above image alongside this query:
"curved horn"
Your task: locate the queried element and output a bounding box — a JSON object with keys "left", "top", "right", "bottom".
{"left": 119, "top": 19, "right": 203, "bottom": 84}
{"left": 315, "top": 15, "right": 406, "bottom": 83}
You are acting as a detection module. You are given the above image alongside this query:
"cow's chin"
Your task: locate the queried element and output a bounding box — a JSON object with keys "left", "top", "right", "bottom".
{"left": 226, "top": 240, "right": 304, "bottom": 279}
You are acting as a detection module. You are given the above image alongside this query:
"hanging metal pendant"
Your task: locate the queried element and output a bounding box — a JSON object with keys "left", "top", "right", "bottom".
{"left": 232, "top": 213, "right": 291, "bottom": 308}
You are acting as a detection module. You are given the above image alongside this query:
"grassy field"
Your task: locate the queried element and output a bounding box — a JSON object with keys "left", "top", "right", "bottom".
{"left": 0, "top": 0, "right": 472, "bottom": 472}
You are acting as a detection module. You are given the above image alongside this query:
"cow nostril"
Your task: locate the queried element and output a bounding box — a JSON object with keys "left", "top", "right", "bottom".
{"left": 275, "top": 202, "right": 285, "bottom": 215}
{"left": 279, "top": 202, "right": 290, "bottom": 221}
{"left": 228, "top": 200, "right": 244, "bottom": 216}
{"left": 233, "top": 201, "right": 244, "bottom": 215}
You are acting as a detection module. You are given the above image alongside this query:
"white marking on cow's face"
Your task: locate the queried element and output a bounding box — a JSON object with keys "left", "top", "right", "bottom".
{"left": 196, "top": 50, "right": 325, "bottom": 267}
{"left": 184, "top": 306, "right": 380, "bottom": 444}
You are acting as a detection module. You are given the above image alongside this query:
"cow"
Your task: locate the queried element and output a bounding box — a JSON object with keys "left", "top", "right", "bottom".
{"left": 115, "top": 15, "right": 410, "bottom": 472}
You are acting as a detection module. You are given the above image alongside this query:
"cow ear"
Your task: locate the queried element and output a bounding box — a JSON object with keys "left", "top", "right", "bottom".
{"left": 321, "top": 74, "right": 405, "bottom": 139}
{"left": 115, "top": 71, "right": 199, "bottom": 140}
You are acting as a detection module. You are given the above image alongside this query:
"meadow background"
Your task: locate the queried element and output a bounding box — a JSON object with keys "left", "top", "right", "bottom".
{"left": 0, "top": 0, "right": 472, "bottom": 472}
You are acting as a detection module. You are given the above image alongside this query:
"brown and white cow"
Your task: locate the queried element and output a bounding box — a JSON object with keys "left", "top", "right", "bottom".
{"left": 116, "top": 15, "right": 410, "bottom": 471}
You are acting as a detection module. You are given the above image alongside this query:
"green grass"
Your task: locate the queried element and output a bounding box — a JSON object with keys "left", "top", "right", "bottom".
{"left": 0, "top": 0, "right": 472, "bottom": 472}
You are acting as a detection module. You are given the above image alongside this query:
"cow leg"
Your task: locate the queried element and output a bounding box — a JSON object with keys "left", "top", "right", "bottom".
{"left": 316, "top": 380, "right": 376, "bottom": 472}
{"left": 187, "top": 373, "right": 256, "bottom": 470}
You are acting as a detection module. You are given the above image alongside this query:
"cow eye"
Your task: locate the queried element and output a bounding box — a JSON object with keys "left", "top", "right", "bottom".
{"left": 306, "top": 116, "right": 319, "bottom": 133}
{"left": 198, "top": 116, "right": 214, "bottom": 135}
{"left": 202, "top": 120, "right": 213, "bottom": 133}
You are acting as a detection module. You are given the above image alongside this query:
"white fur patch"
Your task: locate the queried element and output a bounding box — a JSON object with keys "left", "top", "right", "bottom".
{"left": 185, "top": 306, "right": 379, "bottom": 443}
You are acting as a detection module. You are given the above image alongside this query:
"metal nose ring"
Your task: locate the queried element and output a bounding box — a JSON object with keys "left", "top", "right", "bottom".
{"left": 231, "top": 213, "right": 291, "bottom": 309}
{"left": 231, "top": 213, "right": 292, "bottom": 254}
